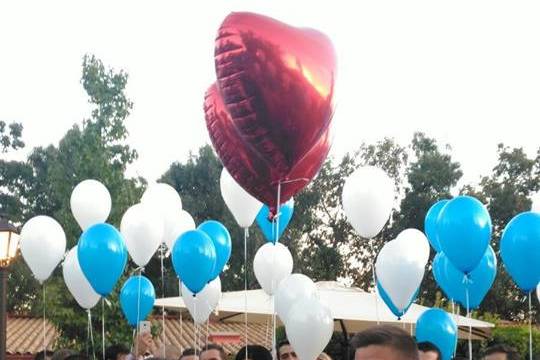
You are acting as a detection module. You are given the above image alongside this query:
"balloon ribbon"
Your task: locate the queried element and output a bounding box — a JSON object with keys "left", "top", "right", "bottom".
{"left": 160, "top": 245, "right": 166, "bottom": 358}
{"left": 528, "top": 292, "right": 533, "bottom": 360}
{"left": 244, "top": 227, "right": 249, "bottom": 360}
{"left": 102, "top": 299, "right": 105, "bottom": 360}
{"left": 42, "top": 284, "right": 46, "bottom": 359}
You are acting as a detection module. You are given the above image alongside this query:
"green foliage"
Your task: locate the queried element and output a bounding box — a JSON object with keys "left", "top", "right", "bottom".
{"left": 0, "top": 120, "right": 24, "bottom": 153}
{"left": 470, "top": 145, "right": 540, "bottom": 321}
{"left": 3, "top": 55, "right": 142, "bottom": 349}
{"left": 290, "top": 138, "right": 408, "bottom": 290}
{"left": 158, "top": 145, "right": 267, "bottom": 293}
{"left": 2, "top": 52, "right": 540, "bottom": 352}
{"left": 490, "top": 325, "right": 540, "bottom": 359}
{"left": 388, "top": 133, "right": 462, "bottom": 306}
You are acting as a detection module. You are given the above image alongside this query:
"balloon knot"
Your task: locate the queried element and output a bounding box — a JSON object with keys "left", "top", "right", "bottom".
{"left": 268, "top": 207, "right": 278, "bottom": 221}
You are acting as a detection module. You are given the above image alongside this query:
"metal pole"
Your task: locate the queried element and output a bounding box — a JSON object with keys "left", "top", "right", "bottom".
{"left": 0, "top": 267, "right": 8, "bottom": 360}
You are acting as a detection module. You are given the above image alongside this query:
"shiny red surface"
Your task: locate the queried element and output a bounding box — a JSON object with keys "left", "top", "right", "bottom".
{"left": 205, "top": 12, "right": 336, "bottom": 212}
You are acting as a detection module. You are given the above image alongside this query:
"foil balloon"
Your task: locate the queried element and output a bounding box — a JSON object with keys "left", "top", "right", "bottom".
{"left": 205, "top": 12, "right": 336, "bottom": 215}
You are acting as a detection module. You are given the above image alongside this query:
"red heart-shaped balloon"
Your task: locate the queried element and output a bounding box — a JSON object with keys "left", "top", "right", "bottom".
{"left": 205, "top": 12, "right": 336, "bottom": 212}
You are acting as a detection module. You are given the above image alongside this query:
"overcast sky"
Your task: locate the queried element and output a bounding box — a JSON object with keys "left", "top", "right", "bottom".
{"left": 1, "top": 0, "right": 539, "bottom": 186}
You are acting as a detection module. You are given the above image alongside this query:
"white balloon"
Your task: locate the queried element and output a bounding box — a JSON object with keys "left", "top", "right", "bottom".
{"left": 70, "top": 179, "right": 112, "bottom": 231}
{"left": 285, "top": 297, "right": 333, "bottom": 360}
{"left": 141, "top": 183, "right": 183, "bottom": 246}
{"left": 275, "top": 274, "right": 318, "bottom": 322}
{"left": 375, "top": 238, "right": 426, "bottom": 315}
{"left": 531, "top": 192, "right": 540, "bottom": 213}
{"left": 121, "top": 203, "right": 164, "bottom": 266}
{"left": 163, "top": 210, "right": 196, "bottom": 251}
{"left": 254, "top": 243, "right": 293, "bottom": 296}
{"left": 342, "top": 166, "right": 394, "bottom": 238}
{"left": 395, "top": 228, "right": 430, "bottom": 265}
{"left": 20, "top": 216, "right": 66, "bottom": 282}
{"left": 62, "top": 247, "right": 100, "bottom": 309}
{"left": 141, "top": 183, "right": 182, "bottom": 217}
{"left": 220, "top": 168, "right": 262, "bottom": 228}
{"left": 182, "top": 277, "right": 221, "bottom": 324}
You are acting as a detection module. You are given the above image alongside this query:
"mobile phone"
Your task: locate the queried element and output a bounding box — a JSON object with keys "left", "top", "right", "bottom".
{"left": 139, "top": 320, "right": 151, "bottom": 334}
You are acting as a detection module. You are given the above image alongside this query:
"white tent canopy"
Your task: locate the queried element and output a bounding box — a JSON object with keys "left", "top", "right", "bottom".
{"left": 155, "top": 281, "right": 493, "bottom": 340}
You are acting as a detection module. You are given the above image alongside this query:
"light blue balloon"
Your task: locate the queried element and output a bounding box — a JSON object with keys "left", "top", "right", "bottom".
{"left": 256, "top": 199, "right": 294, "bottom": 243}
{"left": 377, "top": 281, "right": 418, "bottom": 319}
{"left": 424, "top": 200, "right": 449, "bottom": 252}
{"left": 433, "top": 247, "right": 497, "bottom": 309}
{"left": 437, "top": 196, "right": 492, "bottom": 273}
{"left": 416, "top": 308, "right": 457, "bottom": 360}
{"left": 501, "top": 212, "right": 540, "bottom": 292}
{"left": 198, "top": 220, "right": 231, "bottom": 280}
{"left": 171, "top": 230, "right": 216, "bottom": 294}
{"left": 78, "top": 223, "right": 128, "bottom": 296}
{"left": 120, "top": 275, "right": 156, "bottom": 327}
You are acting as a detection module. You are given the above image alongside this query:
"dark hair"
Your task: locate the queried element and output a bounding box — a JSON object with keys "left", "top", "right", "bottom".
{"left": 105, "top": 345, "right": 130, "bottom": 360}
{"left": 201, "top": 344, "right": 226, "bottom": 360}
{"left": 350, "top": 325, "right": 419, "bottom": 360}
{"left": 63, "top": 355, "right": 88, "bottom": 360}
{"left": 180, "top": 348, "right": 197, "bottom": 359}
{"left": 276, "top": 340, "right": 290, "bottom": 358}
{"left": 235, "top": 345, "right": 272, "bottom": 360}
{"left": 35, "top": 350, "right": 54, "bottom": 360}
{"left": 417, "top": 342, "right": 441, "bottom": 359}
{"left": 52, "top": 350, "right": 77, "bottom": 360}
{"left": 483, "top": 344, "right": 520, "bottom": 360}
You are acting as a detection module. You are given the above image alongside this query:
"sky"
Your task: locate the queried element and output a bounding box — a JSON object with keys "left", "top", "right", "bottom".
{"left": 1, "top": 0, "right": 539, "bottom": 186}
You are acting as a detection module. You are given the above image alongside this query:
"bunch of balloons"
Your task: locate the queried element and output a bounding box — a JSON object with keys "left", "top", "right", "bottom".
{"left": 20, "top": 178, "right": 200, "bottom": 328}
{"left": 171, "top": 220, "right": 231, "bottom": 322}
{"left": 375, "top": 229, "right": 429, "bottom": 318}
{"left": 426, "top": 196, "right": 495, "bottom": 310}
{"left": 221, "top": 167, "right": 295, "bottom": 296}
{"left": 275, "top": 274, "right": 333, "bottom": 360}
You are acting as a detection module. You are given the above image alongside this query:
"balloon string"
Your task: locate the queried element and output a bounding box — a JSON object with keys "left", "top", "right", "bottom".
{"left": 529, "top": 292, "right": 533, "bottom": 360}
{"left": 244, "top": 227, "right": 249, "bottom": 357}
{"left": 265, "top": 313, "right": 270, "bottom": 348}
{"left": 206, "top": 318, "right": 209, "bottom": 346}
{"left": 135, "top": 269, "right": 142, "bottom": 357}
{"left": 42, "top": 284, "right": 46, "bottom": 357}
{"left": 451, "top": 301, "right": 458, "bottom": 358}
{"left": 102, "top": 298, "right": 105, "bottom": 360}
{"left": 271, "top": 182, "right": 281, "bottom": 358}
{"left": 272, "top": 296, "right": 276, "bottom": 357}
{"left": 371, "top": 258, "right": 380, "bottom": 325}
{"left": 179, "top": 280, "right": 183, "bottom": 351}
{"left": 131, "top": 329, "right": 136, "bottom": 354}
{"left": 193, "top": 297, "right": 197, "bottom": 355}
{"left": 88, "top": 310, "right": 96, "bottom": 360}
{"left": 275, "top": 182, "right": 282, "bottom": 244}
{"left": 160, "top": 245, "right": 166, "bottom": 358}
{"left": 87, "top": 310, "right": 90, "bottom": 357}
{"left": 466, "top": 288, "right": 472, "bottom": 360}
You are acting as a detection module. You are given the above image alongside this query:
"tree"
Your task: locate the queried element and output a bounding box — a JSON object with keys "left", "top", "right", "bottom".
{"left": 471, "top": 145, "right": 540, "bottom": 321}
{"left": 284, "top": 138, "right": 409, "bottom": 289}
{"left": 388, "top": 132, "right": 463, "bottom": 306}
{"left": 6, "top": 55, "right": 142, "bottom": 349}
{"left": 0, "top": 120, "right": 24, "bottom": 153}
{"left": 0, "top": 121, "right": 31, "bottom": 222}
{"left": 158, "top": 145, "right": 268, "bottom": 294}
